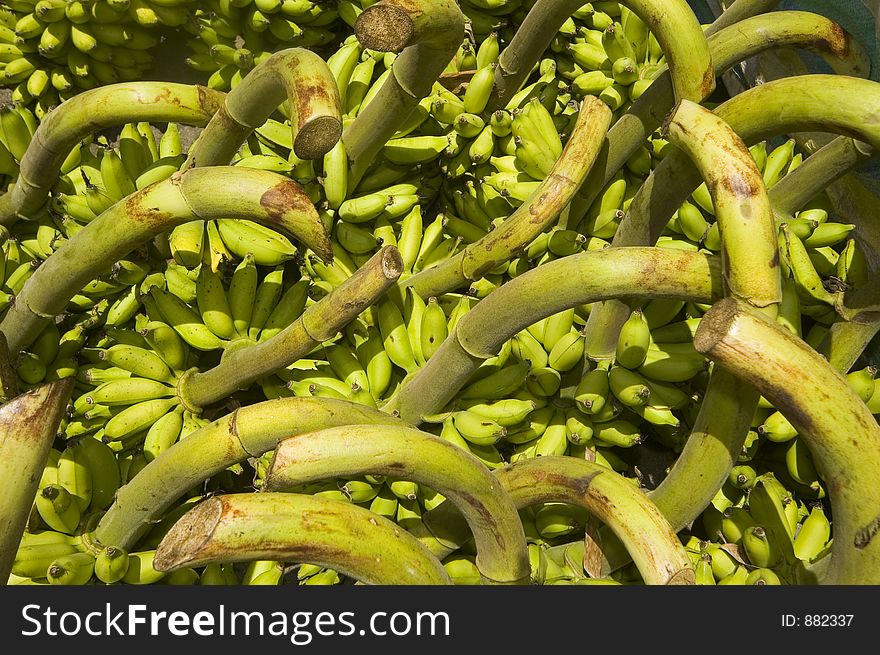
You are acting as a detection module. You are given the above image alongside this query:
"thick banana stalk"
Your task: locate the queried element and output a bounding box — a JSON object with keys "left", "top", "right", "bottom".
{"left": 623, "top": 75, "right": 880, "bottom": 257}
{"left": 571, "top": 11, "right": 868, "bottom": 232}
{"left": 703, "top": 0, "right": 782, "bottom": 36}
{"left": 0, "top": 83, "right": 225, "bottom": 226}
{"left": 185, "top": 48, "right": 342, "bottom": 166}
{"left": 403, "top": 97, "right": 612, "bottom": 298}
{"left": 490, "top": 0, "right": 713, "bottom": 109}
{"left": 264, "top": 424, "right": 530, "bottom": 585}
{"left": 771, "top": 136, "right": 875, "bottom": 221}
{"left": 383, "top": 248, "right": 722, "bottom": 424}
{"left": 343, "top": 0, "right": 465, "bottom": 185}
{"left": 153, "top": 493, "right": 451, "bottom": 585}
{"left": 179, "top": 246, "right": 403, "bottom": 409}
{"left": 586, "top": 73, "right": 880, "bottom": 362}
{"left": 0, "top": 379, "right": 73, "bottom": 583}
{"left": 94, "top": 398, "right": 404, "bottom": 551}
{"left": 0, "top": 333, "right": 16, "bottom": 403}
{"left": 694, "top": 298, "right": 880, "bottom": 584}
{"left": 664, "top": 100, "right": 781, "bottom": 311}
{"left": 496, "top": 458, "right": 694, "bottom": 585}
{"left": 1, "top": 168, "right": 330, "bottom": 354}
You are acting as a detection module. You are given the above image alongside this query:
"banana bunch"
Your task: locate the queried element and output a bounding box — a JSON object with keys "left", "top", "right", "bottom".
{"left": 0, "top": 0, "right": 183, "bottom": 113}
{"left": 183, "top": 0, "right": 341, "bottom": 91}
{"left": 53, "top": 121, "right": 187, "bottom": 229}
{"left": 0, "top": 101, "right": 34, "bottom": 185}
{"left": 64, "top": 257, "right": 322, "bottom": 453}
{"left": 688, "top": 465, "right": 835, "bottom": 585}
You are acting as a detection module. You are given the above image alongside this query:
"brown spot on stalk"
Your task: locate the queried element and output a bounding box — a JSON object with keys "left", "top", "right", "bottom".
{"left": 197, "top": 85, "right": 225, "bottom": 116}
{"left": 823, "top": 22, "right": 853, "bottom": 60}
{"left": 701, "top": 65, "right": 716, "bottom": 99}
{"left": 722, "top": 171, "right": 761, "bottom": 198}
{"left": 854, "top": 514, "right": 880, "bottom": 549}
{"left": 259, "top": 180, "right": 315, "bottom": 224}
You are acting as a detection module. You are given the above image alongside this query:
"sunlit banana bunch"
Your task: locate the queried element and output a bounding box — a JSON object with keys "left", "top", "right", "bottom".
{"left": 64, "top": 254, "right": 322, "bottom": 456}
{"left": 0, "top": 100, "right": 34, "bottom": 189}
{"left": 52, "top": 121, "right": 186, "bottom": 232}
{"left": 741, "top": 363, "right": 878, "bottom": 502}
{"left": 14, "top": 441, "right": 215, "bottom": 586}
{"left": 0, "top": 0, "right": 189, "bottom": 114}
{"left": 686, "top": 465, "right": 836, "bottom": 585}
{"left": 560, "top": 3, "right": 665, "bottom": 111}
{"left": 183, "top": 0, "right": 341, "bottom": 91}
{"left": 656, "top": 136, "right": 867, "bottom": 338}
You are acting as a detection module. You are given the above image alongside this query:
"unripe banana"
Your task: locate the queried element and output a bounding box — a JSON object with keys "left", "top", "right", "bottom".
{"left": 452, "top": 410, "right": 506, "bottom": 446}
{"left": 103, "top": 399, "right": 178, "bottom": 441}
{"left": 35, "top": 484, "right": 81, "bottom": 535}
{"left": 259, "top": 279, "right": 310, "bottom": 341}
{"left": 143, "top": 406, "right": 184, "bottom": 462}
{"left": 637, "top": 343, "right": 705, "bottom": 383}
{"left": 94, "top": 546, "right": 130, "bottom": 584}
{"left": 376, "top": 296, "right": 417, "bottom": 374}
{"left": 574, "top": 362, "right": 610, "bottom": 415}
{"left": 615, "top": 309, "right": 651, "bottom": 369}
{"left": 460, "top": 361, "right": 530, "bottom": 401}
{"left": 169, "top": 221, "right": 206, "bottom": 269}
{"left": 463, "top": 63, "right": 495, "bottom": 115}
{"left": 88, "top": 378, "right": 175, "bottom": 405}
{"left": 534, "top": 409, "right": 568, "bottom": 457}
{"left": 742, "top": 525, "right": 781, "bottom": 569}
{"left": 151, "top": 287, "right": 225, "bottom": 351}
{"left": 758, "top": 410, "right": 798, "bottom": 443}
{"left": 47, "top": 552, "right": 95, "bottom": 585}
{"left": 76, "top": 436, "right": 120, "bottom": 511}
{"left": 122, "top": 550, "right": 166, "bottom": 585}
{"left": 100, "top": 343, "right": 175, "bottom": 383}
{"left": 462, "top": 398, "right": 536, "bottom": 427}
{"left": 141, "top": 320, "right": 188, "bottom": 373}
{"left": 57, "top": 442, "right": 92, "bottom": 513}
{"left": 216, "top": 218, "right": 297, "bottom": 266}
{"left": 793, "top": 505, "right": 831, "bottom": 563}
{"left": 593, "top": 418, "right": 642, "bottom": 448}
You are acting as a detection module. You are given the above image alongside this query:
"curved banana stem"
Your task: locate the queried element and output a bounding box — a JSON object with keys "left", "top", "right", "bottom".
{"left": 184, "top": 48, "right": 342, "bottom": 166}
{"left": 611, "top": 73, "right": 880, "bottom": 275}
{"left": 382, "top": 248, "right": 723, "bottom": 424}
{"left": 694, "top": 298, "right": 880, "bottom": 584}
{"left": 0, "top": 333, "right": 17, "bottom": 403}
{"left": 94, "top": 398, "right": 405, "bottom": 551}
{"left": 771, "top": 136, "right": 875, "bottom": 221}
{"left": 495, "top": 457, "right": 694, "bottom": 585}
{"left": 663, "top": 100, "right": 781, "bottom": 311}
{"left": 402, "top": 97, "right": 612, "bottom": 298}
{"left": 179, "top": 246, "right": 403, "bottom": 410}
{"left": 0, "top": 379, "right": 74, "bottom": 583}
{"left": 153, "top": 493, "right": 451, "bottom": 585}
{"left": 585, "top": 73, "right": 880, "bottom": 363}
{"left": 489, "top": 0, "right": 714, "bottom": 110}
{"left": 264, "top": 424, "right": 530, "bottom": 585}
{"left": 703, "top": 0, "right": 782, "bottom": 36}
{"left": 0, "top": 168, "right": 331, "bottom": 354}
{"left": 0, "top": 82, "right": 225, "bottom": 226}
{"left": 571, "top": 11, "right": 869, "bottom": 232}
{"left": 342, "top": 0, "right": 465, "bottom": 186}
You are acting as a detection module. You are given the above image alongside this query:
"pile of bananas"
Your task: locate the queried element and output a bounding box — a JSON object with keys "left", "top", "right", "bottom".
{"left": 1, "top": 0, "right": 879, "bottom": 588}
{"left": 0, "top": 0, "right": 193, "bottom": 116}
